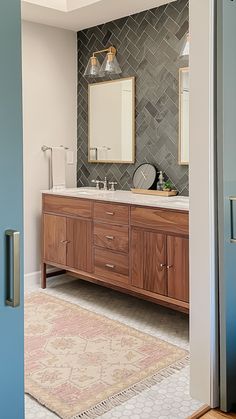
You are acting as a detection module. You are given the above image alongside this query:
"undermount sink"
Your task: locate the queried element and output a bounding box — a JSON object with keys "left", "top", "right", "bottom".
{"left": 65, "top": 188, "right": 97, "bottom": 193}
{"left": 65, "top": 187, "right": 112, "bottom": 195}
{"left": 73, "top": 191, "right": 93, "bottom": 195}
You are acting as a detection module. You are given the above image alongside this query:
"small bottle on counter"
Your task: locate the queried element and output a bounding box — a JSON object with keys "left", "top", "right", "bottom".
{"left": 156, "top": 171, "right": 165, "bottom": 191}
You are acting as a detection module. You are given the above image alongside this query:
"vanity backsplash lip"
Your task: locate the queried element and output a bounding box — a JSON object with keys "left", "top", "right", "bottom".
{"left": 41, "top": 188, "right": 189, "bottom": 212}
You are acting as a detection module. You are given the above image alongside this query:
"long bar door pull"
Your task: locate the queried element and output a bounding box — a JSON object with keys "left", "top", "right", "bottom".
{"left": 5, "top": 230, "right": 20, "bottom": 308}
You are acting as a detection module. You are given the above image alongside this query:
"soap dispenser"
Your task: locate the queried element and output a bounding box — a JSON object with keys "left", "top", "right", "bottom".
{"left": 156, "top": 171, "right": 164, "bottom": 191}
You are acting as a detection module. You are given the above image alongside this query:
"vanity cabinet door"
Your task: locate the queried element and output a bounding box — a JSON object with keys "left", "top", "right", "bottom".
{"left": 131, "top": 228, "right": 167, "bottom": 296}
{"left": 167, "top": 236, "right": 189, "bottom": 302}
{"left": 143, "top": 231, "right": 167, "bottom": 295}
{"left": 66, "top": 218, "right": 93, "bottom": 273}
{"left": 43, "top": 214, "right": 67, "bottom": 265}
{"left": 131, "top": 228, "right": 144, "bottom": 289}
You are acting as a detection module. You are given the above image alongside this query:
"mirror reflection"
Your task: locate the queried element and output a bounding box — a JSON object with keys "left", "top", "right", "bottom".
{"left": 88, "top": 77, "right": 135, "bottom": 163}
{"left": 179, "top": 67, "right": 189, "bottom": 165}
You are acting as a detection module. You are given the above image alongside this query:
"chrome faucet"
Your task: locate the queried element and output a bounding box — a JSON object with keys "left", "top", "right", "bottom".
{"left": 91, "top": 179, "right": 100, "bottom": 190}
{"left": 108, "top": 181, "right": 118, "bottom": 192}
{"left": 91, "top": 177, "right": 117, "bottom": 191}
{"left": 99, "top": 177, "right": 108, "bottom": 191}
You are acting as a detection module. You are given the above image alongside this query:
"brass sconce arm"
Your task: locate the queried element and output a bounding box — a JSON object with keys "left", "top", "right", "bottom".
{"left": 92, "top": 46, "right": 117, "bottom": 57}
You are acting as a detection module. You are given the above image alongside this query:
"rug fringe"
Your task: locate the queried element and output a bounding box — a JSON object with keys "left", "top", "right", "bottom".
{"left": 69, "top": 356, "right": 189, "bottom": 419}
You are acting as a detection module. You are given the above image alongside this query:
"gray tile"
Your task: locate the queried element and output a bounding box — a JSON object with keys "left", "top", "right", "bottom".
{"left": 102, "top": 30, "right": 112, "bottom": 45}
{"left": 176, "top": 20, "right": 189, "bottom": 40}
{"left": 165, "top": 16, "right": 180, "bottom": 35}
{"left": 77, "top": 0, "right": 189, "bottom": 195}
{"left": 166, "top": 4, "right": 181, "bottom": 21}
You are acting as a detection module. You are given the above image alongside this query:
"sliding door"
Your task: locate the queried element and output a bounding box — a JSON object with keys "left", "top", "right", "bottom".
{"left": 0, "top": 1, "right": 24, "bottom": 418}
{"left": 217, "top": 0, "right": 236, "bottom": 411}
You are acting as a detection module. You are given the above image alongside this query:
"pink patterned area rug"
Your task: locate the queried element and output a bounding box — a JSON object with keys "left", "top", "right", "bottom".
{"left": 25, "top": 292, "right": 188, "bottom": 419}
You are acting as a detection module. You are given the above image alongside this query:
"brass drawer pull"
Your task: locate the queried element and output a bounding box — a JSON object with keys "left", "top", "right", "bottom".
{"left": 167, "top": 265, "right": 173, "bottom": 269}
{"left": 105, "top": 264, "right": 115, "bottom": 269}
{"left": 105, "top": 235, "right": 114, "bottom": 240}
{"left": 160, "top": 263, "right": 166, "bottom": 268}
{"left": 106, "top": 212, "right": 114, "bottom": 216}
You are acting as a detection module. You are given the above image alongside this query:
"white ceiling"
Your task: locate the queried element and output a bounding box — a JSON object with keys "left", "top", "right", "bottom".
{"left": 23, "top": 0, "right": 67, "bottom": 12}
{"left": 21, "top": 0, "right": 176, "bottom": 32}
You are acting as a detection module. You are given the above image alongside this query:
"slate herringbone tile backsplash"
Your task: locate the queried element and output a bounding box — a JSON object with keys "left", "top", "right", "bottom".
{"left": 77, "top": 0, "right": 189, "bottom": 195}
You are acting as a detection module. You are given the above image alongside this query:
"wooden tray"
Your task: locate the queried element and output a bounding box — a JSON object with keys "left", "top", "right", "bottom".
{"left": 131, "top": 188, "right": 178, "bottom": 197}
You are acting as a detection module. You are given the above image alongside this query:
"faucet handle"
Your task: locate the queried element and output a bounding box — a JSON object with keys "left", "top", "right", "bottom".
{"left": 91, "top": 179, "right": 101, "bottom": 190}
{"left": 109, "top": 181, "right": 118, "bottom": 192}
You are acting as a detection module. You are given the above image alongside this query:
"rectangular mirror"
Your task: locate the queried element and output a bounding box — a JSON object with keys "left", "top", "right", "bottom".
{"left": 179, "top": 67, "right": 189, "bottom": 165}
{"left": 88, "top": 77, "right": 135, "bottom": 163}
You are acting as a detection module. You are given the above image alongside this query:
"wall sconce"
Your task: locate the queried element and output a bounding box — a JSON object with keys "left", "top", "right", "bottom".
{"left": 84, "top": 46, "right": 122, "bottom": 78}
{"left": 180, "top": 33, "right": 190, "bottom": 58}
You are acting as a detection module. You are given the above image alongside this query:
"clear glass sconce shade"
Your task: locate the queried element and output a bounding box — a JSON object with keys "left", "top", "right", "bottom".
{"left": 100, "top": 52, "right": 122, "bottom": 75}
{"left": 84, "top": 56, "right": 104, "bottom": 77}
{"left": 180, "top": 34, "right": 190, "bottom": 58}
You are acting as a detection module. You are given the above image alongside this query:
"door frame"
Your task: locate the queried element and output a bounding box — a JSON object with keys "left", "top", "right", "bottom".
{"left": 189, "top": 0, "right": 219, "bottom": 407}
{"left": 20, "top": 0, "right": 219, "bottom": 409}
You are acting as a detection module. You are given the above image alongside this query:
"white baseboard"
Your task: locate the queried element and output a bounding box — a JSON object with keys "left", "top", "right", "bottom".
{"left": 24, "top": 267, "right": 58, "bottom": 289}
{"left": 24, "top": 270, "right": 41, "bottom": 287}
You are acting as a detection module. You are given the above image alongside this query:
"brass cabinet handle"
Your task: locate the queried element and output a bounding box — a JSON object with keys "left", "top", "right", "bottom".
{"left": 160, "top": 263, "right": 166, "bottom": 268}
{"left": 5, "top": 230, "right": 20, "bottom": 308}
{"left": 105, "top": 236, "right": 114, "bottom": 240}
{"left": 105, "top": 264, "right": 115, "bottom": 269}
{"left": 106, "top": 212, "right": 114, "bottom": 216}
{"left": 167, "top": 265, "right": 173, "bottom": 269}
{"left": 60, "top": 240, "right": 70, "bottom": 244}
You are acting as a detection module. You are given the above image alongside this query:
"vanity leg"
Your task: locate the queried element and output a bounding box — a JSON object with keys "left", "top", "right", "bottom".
{"left": 41, "top": 263, "right": 47, "bottom": 289}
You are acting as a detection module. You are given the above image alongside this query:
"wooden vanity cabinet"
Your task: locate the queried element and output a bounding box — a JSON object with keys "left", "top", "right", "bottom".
{"left": 131, "top": 229, "right": 167, "bottom": 295}
{"left": 93, "top": 201, "right": 130, "bottom": 284}
{"left": 42, "top": 195, "right": 93, "bottom": 285}
{"left": 43, "top": 214, "right": 67, "bottom": 266}
{"left": 130, "top": 206, "right": 189, "bottom": 304}
{"left": 66, "top": 218, "right": 93, "bottom": 273}
{"left": 167, "top": 235, "right": 189, "bottom": 302}
{"left": 42, "top": 194, "right": 189, "bottom": 313}
{"left": 43, "top": 214, "right": 92, "bottom": 274}
{"left": 143, "top": 231, "right": 167, "bottom": 295}
{"left": 131, "top": 228, "right": 189, "bottom": 303}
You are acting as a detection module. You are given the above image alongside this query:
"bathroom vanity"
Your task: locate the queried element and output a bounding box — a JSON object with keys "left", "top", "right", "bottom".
{"left": 41, "top": 189, "right": 189, "bottom": 313}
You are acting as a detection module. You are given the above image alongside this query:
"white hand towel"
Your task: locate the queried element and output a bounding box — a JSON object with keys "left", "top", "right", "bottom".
{"left": 51, "top": 147, "right": 66, "bottom": 190}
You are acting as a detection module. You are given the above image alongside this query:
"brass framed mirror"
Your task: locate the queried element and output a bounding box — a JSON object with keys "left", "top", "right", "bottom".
{"left": 179, "top": 67, "right": 189, "bottom": 165}
{"left": 88, "top": 77, "right": 135, "bottom": 163}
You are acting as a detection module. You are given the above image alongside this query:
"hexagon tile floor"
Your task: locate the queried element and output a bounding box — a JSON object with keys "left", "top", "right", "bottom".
{"left": 25, "top": 275, "right": 203, "bottom": 419}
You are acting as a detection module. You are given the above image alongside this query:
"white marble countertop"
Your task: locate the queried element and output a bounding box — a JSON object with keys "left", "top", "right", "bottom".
{"left": 42, "top": 187, "right": 189, "bottom": 212}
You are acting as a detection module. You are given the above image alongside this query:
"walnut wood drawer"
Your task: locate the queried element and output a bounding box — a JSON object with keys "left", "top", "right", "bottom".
{"left": 131, "top": 206, "right": 189, "bottom": 235}
{"left": 94, "top": 248, "right": 129, "bottom": 284}
{"left": 43, "top": 194, "right": 92, "bottom": 218}
{"left": 94, "top": 223, "right": 129, "bottom": 253}
{"left": 93, "top": 202, "right": 129, "bottom": 225}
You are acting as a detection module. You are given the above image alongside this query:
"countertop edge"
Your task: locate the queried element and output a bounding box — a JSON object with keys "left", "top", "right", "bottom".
{"left": 41, "top": 189, "right": 189, "bottom": 212}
